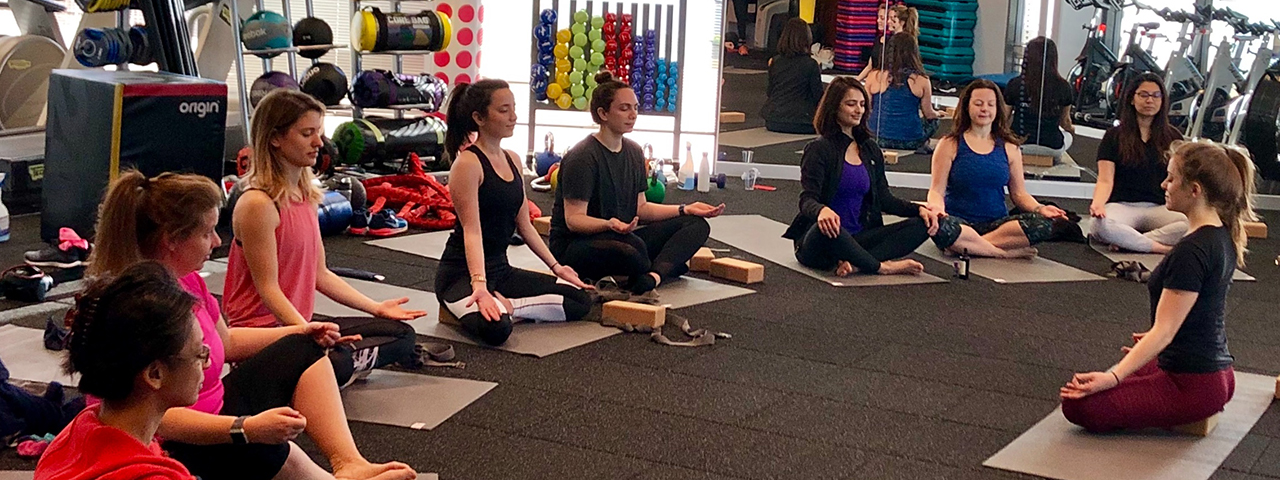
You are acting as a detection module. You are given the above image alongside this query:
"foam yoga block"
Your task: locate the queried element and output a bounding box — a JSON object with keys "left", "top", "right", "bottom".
{"left": 883, "top": 151, "right": 899, "bottom": 165}
{"left": 1168, "top": 413, "right": 1220, "bottom": 436}
{"left": 1244, "top": 221, "right": 1267, "bottom": 239}
{"left": 720, "top": 111, "right": 745, "bottom": 123}
{"left": 689, "top": 247, "right": 715, "bottom": 272}
{"left": 709, "top": 258, "right": 764, "bottom": 284}
{"left": 1023, "top": 154, "right": 1054, "bottom": 167}
{"left": 532, "top": 216, "right": 551, "bottom": 236}
{"left": 602, "top": 301, "right": 665, "bottom": 328}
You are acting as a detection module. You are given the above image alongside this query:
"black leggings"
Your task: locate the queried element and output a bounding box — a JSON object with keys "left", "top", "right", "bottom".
{"left": 436, "top": 266, "right": 592, "bottom": 346}
{"left": 165, "top": 334, "right": 325, "bottom": 480}
{"left": 554, "top": 215, "right": 711, "bottom": 282}
{"left": 733, "top": 0, "right": 751, "bottom": 44}
{"left": 325, "top": 317, "right": 417, "bottom": 386}
{"left": 794, "top": 217, "right": 931, "bottom": 273}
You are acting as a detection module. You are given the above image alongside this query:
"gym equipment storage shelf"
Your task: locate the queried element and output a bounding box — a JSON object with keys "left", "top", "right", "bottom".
{"left": 242, "top": 44, "right": 348, "bottom": 56}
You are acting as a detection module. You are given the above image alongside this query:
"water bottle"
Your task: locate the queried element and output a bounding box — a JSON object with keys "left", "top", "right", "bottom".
{"left": 696, "top": 152, "right": 710, "bottom": 192}
{"left": 0, "top": 173, "right": 10, "bottom": 243}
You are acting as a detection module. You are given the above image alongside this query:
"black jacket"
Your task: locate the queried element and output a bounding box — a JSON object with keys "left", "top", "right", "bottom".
{"left": 761, "top": 54, "right": 824, "bottom": 127}
{"left": 782, "top": 133, "right": 920, "bottom": 239}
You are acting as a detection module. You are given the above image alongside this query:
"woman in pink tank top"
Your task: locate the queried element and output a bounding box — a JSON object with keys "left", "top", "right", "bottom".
{"left": 225, "top": 89, "right": 425, "bottom": 387}
{"left": 87, "top": 169, "right": 417, "bottom": 480}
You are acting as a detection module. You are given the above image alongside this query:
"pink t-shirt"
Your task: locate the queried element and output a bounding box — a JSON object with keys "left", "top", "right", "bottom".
{"left": 178, "top": 272, "right": 226, "bottom": 415}
{"left": 223, "top": 199, "right": 321, "bottom": 328}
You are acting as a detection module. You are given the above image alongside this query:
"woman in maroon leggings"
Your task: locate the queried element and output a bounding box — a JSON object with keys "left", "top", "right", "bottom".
{"left": 1060, "top": 141, "right": 1257, "bottom": 432}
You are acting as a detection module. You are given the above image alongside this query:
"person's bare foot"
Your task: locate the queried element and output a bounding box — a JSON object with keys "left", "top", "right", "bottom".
{"left": 1108, "top": 244, "right": 1121, "bottom": 252}
{"left": 835, "top": 260, "right": 854, "bottom": 277}
{"left": 999, "top": 247, "right": 1038, "bottom": 259}
{"left": 879, "top": 259, "right": 924, "bottom": 275}
{"left": 334, "top": 460, "right": 416, "bottom": 480}
{"left": 738, "top": 44, "right": 749, "bottom": 56}
{"left": 1151, "top": 242, "right": 1173, "bottom": 254}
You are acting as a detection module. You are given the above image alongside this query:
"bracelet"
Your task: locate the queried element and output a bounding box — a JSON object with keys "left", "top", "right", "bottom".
{"left": 550, "top": 263, "right": 561, "bottom": 270}
{"left": 469, "top": 274, "right": 487, "bottom": 284}
{"left": 679, "top": 204, "right": 687, "bottom": 216}
{"left": 1110, "top": 371, "right": 1121, "bottom": 385}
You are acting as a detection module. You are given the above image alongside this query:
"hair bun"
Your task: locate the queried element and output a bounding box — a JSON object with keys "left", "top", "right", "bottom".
{"left": 594, "top": 70, "right": 615, "bottom": 84}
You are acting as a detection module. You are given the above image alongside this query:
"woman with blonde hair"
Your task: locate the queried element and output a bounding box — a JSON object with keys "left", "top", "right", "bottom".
{"left": 224, "top": 89, "right": 424, "bottom": 386}
{"left": 1062, "top": 141, "right": 1256, "bottom": 432}
{"left": 88, "top": 170, "right": 416, "bottom": 480}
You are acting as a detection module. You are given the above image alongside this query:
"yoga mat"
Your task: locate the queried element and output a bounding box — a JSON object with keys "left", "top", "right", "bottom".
{"left": 717, "top": 127, "right": 816, "bottom": 148}
{"left": 913, "top": 243, "right": 1106, "bottom": 284}
{"left": 983, "top": 371, "right": 1275, "bottom": 480}
{"left": 366, "top": 232, "right": 756, "bottom": 309}
{"left": 199, "top": 260, "right": 438, "bottom": 318}
{"left": 199, "top": 260, "right": 623, "bottom": 357}
{"left": 341, "top": 370, "right": 495, "bottom": 430}
{"left": 0, "top": 472, "right": 33, "bottom": 480}
{"left": 705, "top": 215, "right": 948, "bottom": 287}
{"left": 1079, "top": 219, "right": 1256, "bottom": 282}
{"left": 0, "top": 325, "right": 77, "bottom": 386}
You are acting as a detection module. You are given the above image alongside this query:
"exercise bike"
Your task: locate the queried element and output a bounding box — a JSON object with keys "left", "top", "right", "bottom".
{"left": 1187, "top": 8, "right": 1262, "bottom": 141}
{"left": 0, "top": 0, "right": 69, "bottom": 131}
{"left": 1101, "top": 3, "right": 1165, "bottom": 122}
{"left": 1159, "top": 7, "right": 1208, "bottom": 129}
{"left": 1066, "top": 0, "right": 1124, "bottom": 128}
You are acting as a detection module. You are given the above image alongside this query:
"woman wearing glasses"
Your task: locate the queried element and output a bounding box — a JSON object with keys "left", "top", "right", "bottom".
{"left": 1089, "top": 73, "right": 1188, "bottom": 253}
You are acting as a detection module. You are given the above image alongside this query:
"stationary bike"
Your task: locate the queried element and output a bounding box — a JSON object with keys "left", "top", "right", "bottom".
{"left": 0, "top": 0, "right": 70, "bottom": 130}
{"left": 1066, "top": 0, "right": 1124, "bottom": 128}
{"left": 1187, "top": 8, "right": 1261, "bottom": 140}
{"left": 1101, "top": 4, "right": 1164, "bottom": 122}
{"left": 1159, "top": 7, "right": 1208, "bottom": 129}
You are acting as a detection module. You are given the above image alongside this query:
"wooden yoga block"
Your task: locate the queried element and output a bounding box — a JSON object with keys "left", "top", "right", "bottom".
{"left": 1168, "top": 413, "right": 1220, "bottom": 436}
{"left": 532, "top": 216, "right": 551, "bottom": 236}
{"left": 720, "top": 111, "right": 746, "bottom": 124}
{"left": 883, "top": 151, "right": 899, "bottom": 165}
{"left": 709, "top": 258, "right": 764, "bottom": 284}
{"left": 689, "top": 247, "right": 715, "bottom": 272}
{"left": 1244, "top": 221, "right": 1267, "bottom": 239}
{"left": 438, "top": 305, "right": 461, "bottom": 326}
{"left": 602, "top": 300, "right": 666, "bottom": 328}
{"left": 1274, "top": 375, "right": 1280, "bottom": 399}
{"left": 1023, "top": 154, "right": 1054, "bottom": 167}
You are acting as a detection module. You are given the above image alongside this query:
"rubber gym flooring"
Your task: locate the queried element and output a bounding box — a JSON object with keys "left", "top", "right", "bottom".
{"left": 0, "top": 63, "right": 1278, "bottom": 478}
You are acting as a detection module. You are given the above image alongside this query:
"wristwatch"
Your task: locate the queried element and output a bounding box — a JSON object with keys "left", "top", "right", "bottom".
{"left": 230, "top": 416, "right": 249, "bottom": 444}
{"left": 678, "top": 204, "right": 687, "bottom": 216}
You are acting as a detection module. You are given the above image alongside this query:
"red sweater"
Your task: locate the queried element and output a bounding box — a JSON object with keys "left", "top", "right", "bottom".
{"left": 35, "top": 406, "right": 195, "bottom": 480}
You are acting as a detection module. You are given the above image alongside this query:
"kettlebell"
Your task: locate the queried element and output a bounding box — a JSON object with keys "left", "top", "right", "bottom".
{"left": 534, "top": 132, "right": 561, "bottom": 176}
{"left": 645, "top": 172, "right": 666, "bottom": 203}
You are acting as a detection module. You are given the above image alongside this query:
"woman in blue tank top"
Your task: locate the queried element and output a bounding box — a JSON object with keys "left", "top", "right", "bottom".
{"left": 927, "top": 80, "right": 1068, "bottom": 257}
{"left": 864, "top": 34, "right": 940, "bottom": 152}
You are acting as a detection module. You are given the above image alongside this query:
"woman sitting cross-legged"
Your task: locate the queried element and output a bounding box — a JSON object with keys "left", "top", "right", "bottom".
{"left": 864, "top": 33, "right": 940, "bottom": 153}
{"left": 1089, "top": 73, "right": 1188, "bottom": 253}
{"left": 86, "top": 170, "right": 415, "bottom": 480}
{"left": 927, "top": 79, "right": 1068, "bottom": 257}
{"left": 36, "top": 263, "right": 202, "bottom": 480}
{"left": 783, "top": 76, "right": 961, "bottom": 276}
{"left": 1061, "top": 140, "right": 1256, "bottom": 432}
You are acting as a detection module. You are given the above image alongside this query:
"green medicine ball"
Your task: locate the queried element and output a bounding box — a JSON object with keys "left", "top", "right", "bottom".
{"left": 569, "top": 71, "right": 583, "bottom": 84}
{"left": 589, "top": 29, "right": 602, "bottom": 42}
{"left": 571, "top": 22, "right": 586, "bottom": 35}
{"left": 569, "top": 45, "right": 584, "bottom": 59}
{"left": 590, "top": 52, "right": 604, "bottom": 66}
{"left": 573, "top": 58, "right": 588, "bottom": 71}
{"left": 591, "top": 16, "right": 605, "bottom": 29}
{"left": 570, "top": 83, "right": 585, "bottom": 98}
{"left": 586, "top": 73, "right": 598, "bottom": 87}
{"left": 591, "top": 38, "right": 606, "bottom": 52}
{"left": 573, "top": 96, "right": 588, "bottom": 110}
{"left": 574, "top": 10, "right": 589, "bottom": 23}
{"left": 573, "top": 33, "right": 587, "bottom": 47}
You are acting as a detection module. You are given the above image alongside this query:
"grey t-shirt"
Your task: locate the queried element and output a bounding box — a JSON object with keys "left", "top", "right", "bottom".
{"left": 549, "top": 135, "right": 647, "bottom": 249}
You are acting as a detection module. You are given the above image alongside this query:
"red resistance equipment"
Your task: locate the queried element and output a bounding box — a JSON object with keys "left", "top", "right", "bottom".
{"left": 362, "top": 153, "right": 458, "bottom": 231}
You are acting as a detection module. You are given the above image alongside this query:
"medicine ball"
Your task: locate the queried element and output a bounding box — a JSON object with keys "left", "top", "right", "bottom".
{"left": 301, "top": 63, "right": 347, "bottom": 106}
{"left": 250, "top": 71, "right": 299, "bottom": 107}
{"left": 293, "top": 17, "right": 332, "bottom": 59}
{"left": 241, "top": 11, "right": 291, "bottom": 57}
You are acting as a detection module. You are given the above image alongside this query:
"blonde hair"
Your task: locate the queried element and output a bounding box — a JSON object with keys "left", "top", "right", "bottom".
{"left": 891, "top": 5, "right": 919, "bottom": 38}
{"left": 88, "top": 170, "right": 224, "bottom": 279}
{"left": 243, "top": 89, "right": 324, "bottom": 207}
{"left": 1170, "top": 140, "right": 1258, "bottom": 267}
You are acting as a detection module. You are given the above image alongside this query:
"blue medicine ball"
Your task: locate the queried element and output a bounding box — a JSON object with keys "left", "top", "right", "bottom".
{"left": 538, "top": 39, "right": 554, "bottom": 54}
{"left": 666, "top": 99, "right": 677, "bottom": 112}
{"left": 242, "top": 11, "right": 291, "bottom": 55}
{"left": 539, "top": 52, "right": 555, "bottom": 67}
{"left": 655, "top": 96, "right": 666, "bottom": 110}
{"left": 534, "top": 24, "right": 553, "bottom": 42}
{"left": 540, "top": 8, "right": 557, "bottom": 25}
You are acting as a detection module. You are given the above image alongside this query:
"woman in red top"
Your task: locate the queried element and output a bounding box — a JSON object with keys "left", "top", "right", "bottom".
{"left": 36, "top": 262, "right": 202, "bottom": 480}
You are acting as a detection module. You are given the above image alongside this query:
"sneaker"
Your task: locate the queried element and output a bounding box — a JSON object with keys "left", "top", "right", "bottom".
{"left": 44, "top": 315, "right": 69, "bottom": 351}
{"left": 0, "top": 265, "right": 53, "bottom": 302}
{"left": 25, "top": 228, "right": 91, "bottom": 269}
{"left": 365, "top": 209, "right": 408, "bottom": 237}
{"left": 348, "top": 208, "right": 372, "bottom": 235}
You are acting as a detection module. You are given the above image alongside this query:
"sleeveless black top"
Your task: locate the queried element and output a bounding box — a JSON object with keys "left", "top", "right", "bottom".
{"left": 439, "top": 145, "right": 524, "bottom": 272}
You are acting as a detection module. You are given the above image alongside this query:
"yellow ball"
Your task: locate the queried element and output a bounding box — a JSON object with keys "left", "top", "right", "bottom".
{"left": 549, "top": 165, "right": 560, "bottom": 191}
{"left": 556, "top": 93, "right": 573, "bottom": 109}
{"left": 555, "top": 58, "right": 572, "bottom": 74}
{"left": 556, "top": 29, "right": 572, "bottom": 44}
{"left": 553, "top": 43, "right": 569, "bottom": 59}
{"left": 546, "top": 83, "right": 563, "bottom": 100}
{"left": 555, "top": 72, "right": 570, "bottom": 89}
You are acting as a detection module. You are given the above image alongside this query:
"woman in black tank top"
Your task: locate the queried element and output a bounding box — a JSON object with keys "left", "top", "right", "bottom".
{"left": 434, "top": 80, "right": 592, "bottom": 346}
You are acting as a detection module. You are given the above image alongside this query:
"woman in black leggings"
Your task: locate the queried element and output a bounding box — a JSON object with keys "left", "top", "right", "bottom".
{"left": 549, "top": 71, "right": 725, "bottom": 294}
{"left": 434, "top": 79, "right": 593, "bottom": 346}
{"left": 783, "top": 76, "right": 959, "bottom": 276}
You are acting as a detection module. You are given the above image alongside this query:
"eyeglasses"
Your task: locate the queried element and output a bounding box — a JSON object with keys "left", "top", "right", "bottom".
{"left": 1136, "top": 92, "right": 1163, "bottom": 100}
{"left": 174, "top": 344, "right": 212, "bottom": 370}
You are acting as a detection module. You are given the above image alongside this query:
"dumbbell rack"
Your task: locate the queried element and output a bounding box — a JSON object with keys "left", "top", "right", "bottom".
{"left": 526, "top": 0, "right": 689, "bottom": 161}
{"left": 228, "top": 0, "right": 347, "bottom": 138}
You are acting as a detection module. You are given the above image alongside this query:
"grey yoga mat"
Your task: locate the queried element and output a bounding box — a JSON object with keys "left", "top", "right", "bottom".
{"left": 913, "top": 243, "right": 1106, "bottom": 284}
{"left": 1078, "top": 218, "right": 1256, "bottom": 282}
{"left": 341, "top": 370, "right": 495, "bottom": 430}
{"left": 705, "top": 215, "right": 948, "bottom": 287}
{"left": 366, "top": 231, "right": 756, "bottom": 309}
{"left": 198, "top": 260, "right": 622, "bottom": 358}
{"left": 718, "top": 127, "right": 816, "bottom": 148}
{"left": 0, "top": 325, "right": 77, "bottom": 386}
{"left": 984, "top": 371, "right": 1275, "bottom": 480}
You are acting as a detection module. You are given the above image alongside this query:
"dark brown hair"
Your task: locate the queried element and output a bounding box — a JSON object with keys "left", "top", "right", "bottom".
{"left": 813, "top": 76, "right": 872, "bottom": 142}
{"left": 1021, "top": 37, "right": 1069, "bottom": 117}
{"left": 88, "top": 170, "right": 224, "bottom": 279}
{"left": 590, "top": 70, "right": 632, "bottom": 124}
{"left": 884, "top": 33, "right": 924, "bottom": 87}
{"left": 444, "top": 78, "right": 511, "bottom": 160}
{"left": 947, "top": 79, "right": 1021, "bottom": 145}
{"left": 777, "top": 18, "right": 812, "bottom": 57}
{"left": 1171, "top": 141, "right": 1257, "bottom": 267}
{"left": 1116, "top": 72, "right": 1179, "bottom": 167}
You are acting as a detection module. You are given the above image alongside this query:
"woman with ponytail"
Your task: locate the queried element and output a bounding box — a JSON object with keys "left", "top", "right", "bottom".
{"left": 1061, "top": 140, "right": 1256, "bottom": 432}
{"left": 549, "top": 71, "right": 725, "bottom": 294}
{"left": 89, "top": 171, "right": 416, "bottom": 480}
{"left": 436, "top": 79, "right": 593, "bottom": 346}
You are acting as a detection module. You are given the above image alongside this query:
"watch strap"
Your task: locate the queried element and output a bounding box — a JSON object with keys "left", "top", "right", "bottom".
{"left": 230, "top": 416, "right": 249, "bottom": 444}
